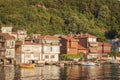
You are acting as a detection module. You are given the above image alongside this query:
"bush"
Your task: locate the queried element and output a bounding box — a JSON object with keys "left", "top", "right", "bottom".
{"left": 60, "top": 53, "right": 83, "bottom": 61}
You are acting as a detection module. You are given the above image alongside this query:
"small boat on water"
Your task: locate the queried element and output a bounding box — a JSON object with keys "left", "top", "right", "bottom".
{"left": 80, "top": 62, "right": 96, "bottom": 66}
{"left": 20, "top": 64, "right": 34, "bottom": 69}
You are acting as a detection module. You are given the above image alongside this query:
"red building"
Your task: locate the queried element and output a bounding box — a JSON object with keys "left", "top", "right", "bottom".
{"left": 77, "top": 33, "right": 98, "bottom": 59}
{"left": 78, "top": 44, "right": 87, "bottom": 54}
{"left": 60, "top": 36, "right": 79, "bottom": 54}
{"left": 98, "top": 42, "right": 112, "bottom": 58}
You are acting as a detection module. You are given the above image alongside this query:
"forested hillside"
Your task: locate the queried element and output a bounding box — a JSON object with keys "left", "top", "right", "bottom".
{"left": 0, "top": 0, "right": 120, "bottom": 41}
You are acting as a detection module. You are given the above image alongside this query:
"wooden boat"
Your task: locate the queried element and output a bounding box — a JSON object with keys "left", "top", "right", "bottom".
{"left": 20, "top": 64, "right": 34, "bottom": 69}
{"left": 80, "top": 62, "right": 96, "bottom": 66}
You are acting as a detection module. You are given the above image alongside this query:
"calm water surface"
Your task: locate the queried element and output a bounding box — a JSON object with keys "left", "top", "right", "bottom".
{"left": 0, "top": 64, "right": 120, "bottom": 80}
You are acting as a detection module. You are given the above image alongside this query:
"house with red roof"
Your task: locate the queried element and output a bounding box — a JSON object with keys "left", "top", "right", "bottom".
{"left": 77, "top": 33, "right": 98, "bottom": 59}
{"left": 34, "top": 35, "right": 60, "bottom": 62}
{"left": 0, "top": 33, "right": 15, "bottom": 64}
{"left": 98, "top": 42, "right": 112, "bottom": 58}
{"left": 15, "top": 40, "right": 42, "bottom": 64}
{"left": 59, "top": 35, "right": 79, "bottom": 54}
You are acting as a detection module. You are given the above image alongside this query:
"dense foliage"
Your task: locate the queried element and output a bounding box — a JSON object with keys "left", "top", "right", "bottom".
{"left": 0, "top": 0, "right": 120, "bottom": 40}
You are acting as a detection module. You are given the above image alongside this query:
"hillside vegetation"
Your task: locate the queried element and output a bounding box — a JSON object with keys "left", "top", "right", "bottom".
{"left": 0, "top": 0, "right": 120, "bottom": 41}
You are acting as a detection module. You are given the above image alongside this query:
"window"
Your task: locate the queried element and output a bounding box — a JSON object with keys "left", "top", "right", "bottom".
{"left": 93, "top": 38, "right": 96, "bottom": 42}
{"left": 45, "top": 55, "right": 49, "bottom": 59}
{"left": 7, "top": 51, "right": 11, "bottom": 56}
{"left": 88, "top": 38, "right": 92, "bottom": 42}
{"left": 51, "top": 55, "right": 55, "bottom": 59}
{"left": 50, "top": 47, "right": 52, "bottom": 51}
{"left": 11, "top": 41, "right": 14, "bottom": 47}
{"left": 25, "top": 54, "right": 30, "bottom": 58}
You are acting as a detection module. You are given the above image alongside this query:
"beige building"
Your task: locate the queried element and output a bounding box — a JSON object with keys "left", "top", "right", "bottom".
{"left": 34, "top": 35, "right": 60, "bottom": 62}
{"left": 15, "top": 41, "right": 42, "bottom": 64}
{"left": 17, "top": 30, "right": 27, "bottom": 41}
{"left": 1, "top": 26, "right": 12, "bottom": 35}
{"left": 0, "top": 33, "right": 15, "bottom": 64}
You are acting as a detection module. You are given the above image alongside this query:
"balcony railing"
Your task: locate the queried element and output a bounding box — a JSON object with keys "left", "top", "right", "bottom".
{"left": 89, "top": 42, "right": 98, "bottom": 47}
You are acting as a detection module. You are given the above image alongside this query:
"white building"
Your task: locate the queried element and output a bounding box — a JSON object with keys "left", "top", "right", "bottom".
{"left": 1, "top": 26, "right": 12, "bottom": 35}
{"left": 35, "top": 35, "right": 60, "bottom": 62}
{"left": 2, "top": 33, "right": 15, "bottom": 64}
{"left": 17, "top": 30, "right": 27, "bottom": 41}
{"left": 16, "top": 41, "right": 42, "bottom": 64}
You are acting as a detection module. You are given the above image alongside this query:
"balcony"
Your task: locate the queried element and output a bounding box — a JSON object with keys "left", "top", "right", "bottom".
{"left": 89, "top": 47, "right": 98, "bottom": 53}
{"left": 89, "top": 42, "right": 98, "bottom": 47}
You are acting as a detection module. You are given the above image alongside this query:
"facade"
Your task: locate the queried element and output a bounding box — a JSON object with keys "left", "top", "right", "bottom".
{"left": 0, "top": 34, "right": 6, "bottom": 64}
{"left": 60, "top": 36, "right": 79, "bottom": 54}
{"left": 98, "top": 42, "right": 111, "bottom": 58}
{"left": 0, "top": 33, "right": 15, "bottom": 64}
{"left": 17, "top": 30, "right": 27, "bottom": 41}
{"left": 15, "top": 41, "right": 42, "bottom": 64}
{"left": 113, "top": 40, "right": 120, "bottom": 52}
{"left": 77, "top": 33, "right": 98, "bottom": 59}
{"left": 35, "top": 35, "right": 60, "bottom": 62}
{"left": 1, "top": 26, "right": 12, "bottom": 35}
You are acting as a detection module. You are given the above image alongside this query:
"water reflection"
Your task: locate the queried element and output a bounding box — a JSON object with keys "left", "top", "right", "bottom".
{"left": 0, "top": 64, "right": 120, "bottom": 80}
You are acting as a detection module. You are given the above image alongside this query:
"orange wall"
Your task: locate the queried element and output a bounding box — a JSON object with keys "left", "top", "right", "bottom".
{"left": 78, "top": 49, "right": 87, "bottom": 54}
{"left": 68, "top": 48, "right": 78, "bottom": 54}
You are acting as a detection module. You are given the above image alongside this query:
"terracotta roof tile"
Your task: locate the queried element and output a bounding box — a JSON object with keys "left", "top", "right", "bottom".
{"left": 61, "top": 36, "right": 79, "bottom": 41}
{"left": 78, "top": 45, "right": 86, "bottom": 50}
{"left": 12, "top": 32, "right": 17, "bottom": 34}
{"left": 2, "top": 33, "right": 15, "bottom": 40}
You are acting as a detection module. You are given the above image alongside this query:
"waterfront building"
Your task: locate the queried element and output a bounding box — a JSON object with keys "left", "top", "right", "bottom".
{"left": 59, "top": 36, "right": 79, "bottom": 54}
{"left": 77, "top": 33, "right": 98, "bottom": 59}
{"left": 98, "top": 42, "right": 112, "bottom": 58}
{"left": 0, "top": 33, "right": 15, "bottom": 64}
{"left": 34, "top": 35, "right": 60, "bottom": 62}
{"left": 15, "top": 40, "right": 42, "bottom": 64}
